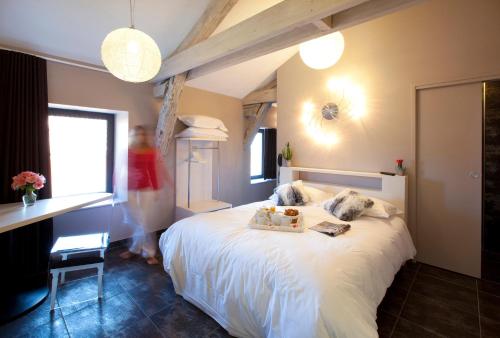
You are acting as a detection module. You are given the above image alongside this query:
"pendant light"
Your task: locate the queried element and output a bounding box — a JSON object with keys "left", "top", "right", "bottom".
{"left": 299, "top": 31, "right": 344, "bottom": 70}
{"left": 101, "top": 0, "right": 161, "bottom": 83}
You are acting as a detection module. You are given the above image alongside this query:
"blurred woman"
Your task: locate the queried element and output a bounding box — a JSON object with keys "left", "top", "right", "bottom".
{"left": 120, "top": 125, "right": 172, "bottom": 264}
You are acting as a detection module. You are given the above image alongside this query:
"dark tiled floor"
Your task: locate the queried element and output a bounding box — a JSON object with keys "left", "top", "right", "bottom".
{"left": 379, "top": 263, "right": 500, "bottom": 338}
{"left": 1, "top": 245, "right": 499, "bottom": 338}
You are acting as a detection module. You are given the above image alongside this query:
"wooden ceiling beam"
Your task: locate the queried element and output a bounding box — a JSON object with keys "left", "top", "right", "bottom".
{"left": 312, "top": 16, "right": 335, "bottom": 31}
{"left": 242, "top": 78, "right": 277, "bottom": 144}
{"left": 185, "top": 22, "right": 324, "bottom": 82}
{"left": 243, "top": 103, "right": 272, "bottom": 146}
{"left": 153, "top": 0, "right": 368, "bottom": 82}
{"left": 155, "top": 0, "right": 238, "bottom": 158}
{"left": 242, "top": 87, "right": 276, "bottom": 105}
{"left": 154, "top": 0, "right": 423, "bottom": 83}
{"left": 184, "top": 0, "right": 423, "bottom": 81}
{"left": 331, "top": 0, "right": 423, "bottom": 31}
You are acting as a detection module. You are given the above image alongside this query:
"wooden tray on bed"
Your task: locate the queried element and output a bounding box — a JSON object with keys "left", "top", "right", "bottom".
{"left": 248, "top": 211, "right": 304, "bottom": 233}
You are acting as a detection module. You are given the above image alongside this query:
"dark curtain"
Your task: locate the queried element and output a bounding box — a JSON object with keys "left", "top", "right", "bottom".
{"left": 483, "top": 80, "right": 500, "bottom": 282}
{"left": 0, "top": 50, "right": 52, "bottom": 289}
{"left": 263, "top": 128, "right": 277, "bottom": 179}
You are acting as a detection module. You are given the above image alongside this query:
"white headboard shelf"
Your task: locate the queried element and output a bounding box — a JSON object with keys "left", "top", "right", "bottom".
{"left": 280, "top": 166, "right": 408, "bottom": 217}
{"left": 282, "top": 166, "right": 383, "bottom": 178}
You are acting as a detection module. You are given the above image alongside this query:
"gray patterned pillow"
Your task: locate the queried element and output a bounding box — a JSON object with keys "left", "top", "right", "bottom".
{"left": 270, "top": 183, "right": 306, "bottom": 206}
{"left": 323, "top": 189, "right": 374, "bottom": 221}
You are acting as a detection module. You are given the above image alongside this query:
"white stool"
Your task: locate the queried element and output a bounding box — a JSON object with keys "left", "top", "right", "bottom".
{"left": 49, "top": 233, "right": 109, "bottom": 311}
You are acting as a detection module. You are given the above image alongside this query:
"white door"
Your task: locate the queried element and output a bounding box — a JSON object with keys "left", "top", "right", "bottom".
{"left": 417, "top": 82, "right": 482, "bottom": 278}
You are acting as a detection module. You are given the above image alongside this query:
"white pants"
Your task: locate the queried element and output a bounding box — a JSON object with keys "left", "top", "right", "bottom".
{"left": 129, "top": 229, "right": 157, "bottom": 258}
{"left": 123, "top": 190, "right": 160, "bottom": 258}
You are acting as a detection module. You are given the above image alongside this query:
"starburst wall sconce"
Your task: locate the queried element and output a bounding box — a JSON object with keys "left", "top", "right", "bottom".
{"left": 301, "top": 78, "right": 366, "bottom": 146}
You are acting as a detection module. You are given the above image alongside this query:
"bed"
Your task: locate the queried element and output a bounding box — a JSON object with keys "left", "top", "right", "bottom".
{"left": 160, "top": 167, "right": 416, "bottom": 338}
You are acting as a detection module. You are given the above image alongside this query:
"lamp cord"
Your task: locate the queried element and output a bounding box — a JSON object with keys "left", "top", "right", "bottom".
{"left": 129, "top": 0, "right": 135, "bottom": 29}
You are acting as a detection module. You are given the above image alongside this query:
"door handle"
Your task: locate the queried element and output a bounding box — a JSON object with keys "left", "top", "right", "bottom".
{"left": 468, "top": 171, "right": 480, "bottom": 179}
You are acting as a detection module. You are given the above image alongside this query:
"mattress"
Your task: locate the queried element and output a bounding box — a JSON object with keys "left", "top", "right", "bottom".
{"left": 159, "top": 202, "right": 416, "bottom": 338}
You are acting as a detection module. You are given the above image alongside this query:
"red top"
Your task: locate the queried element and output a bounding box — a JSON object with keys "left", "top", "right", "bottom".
{"left": 128, "top": 148, "right": 161, "bottom": 190}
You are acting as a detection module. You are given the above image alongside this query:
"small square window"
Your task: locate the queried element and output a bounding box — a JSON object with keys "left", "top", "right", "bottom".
{"left": 250, "top": 130, "right": 264, "bottom": 179}
{"left": 250, "top": 128, "right": 277, "bottom": 182}
{"left": 48, "top": 109, "right": 114, "bottom": 197}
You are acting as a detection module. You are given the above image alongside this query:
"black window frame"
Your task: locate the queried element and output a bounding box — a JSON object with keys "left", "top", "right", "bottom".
{"left": 48, "top": 108, "right": 115, "bottom": 194}
{"left": 250, "top": 129, "right": 265, "bottom": 180}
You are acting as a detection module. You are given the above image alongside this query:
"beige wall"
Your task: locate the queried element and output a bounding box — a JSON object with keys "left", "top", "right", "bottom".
{"left": 47, "top": 61, "right": 158, "bottom": 128}
{"left": 277, "top": 0, "right": 500, "bottom": 238}
{"left": 177, "top": 86, "right": 276, "bottom": 207}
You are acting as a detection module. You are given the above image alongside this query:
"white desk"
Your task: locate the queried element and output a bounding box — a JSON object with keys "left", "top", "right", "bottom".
{"left": 0, "top": 192, "right": 112, "bottom": 323}
{"left": 0, "top": 193, "right": 112, "bottom": 234}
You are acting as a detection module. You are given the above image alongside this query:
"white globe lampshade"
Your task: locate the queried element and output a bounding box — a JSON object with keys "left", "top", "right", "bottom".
{"left": 101, "top": 27, "right": 161, "bottom": 83}
{"left": 299, "top": 31, "right": 344, "bottom": 70}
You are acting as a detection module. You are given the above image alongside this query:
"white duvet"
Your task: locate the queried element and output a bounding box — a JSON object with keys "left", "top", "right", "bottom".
{"left": 160, "top": 202, "right": 416, "bottom": 338}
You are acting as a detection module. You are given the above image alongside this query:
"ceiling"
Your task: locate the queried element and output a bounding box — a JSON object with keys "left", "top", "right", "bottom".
{"left": 186, "top": 0, "right": 297, "bottom": 98}
{"left": 0, "top": 0, "right": 298, "bottom": 98}
{"left": 0, "top": 0, "right": 211, "bottom": 65}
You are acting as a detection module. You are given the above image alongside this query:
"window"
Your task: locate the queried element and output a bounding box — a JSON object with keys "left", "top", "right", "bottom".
{"left": 250, "top": 130, "right": 264, "bottom": 179}
{"left": 48, "top": 108, "right": 115, "bottom": 197}
{"left": 250, "top": 128, "right": 277, "bottom": 181}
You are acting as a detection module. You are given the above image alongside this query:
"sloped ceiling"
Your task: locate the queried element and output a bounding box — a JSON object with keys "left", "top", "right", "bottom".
{"left": 0, "top": 0, "right": 298, "bottom": 99}
{"left": 186, "top": 0, "right": 298, "bottom": 98}
{"left": 0, "top": 0, "right": 212, "bottom": 66}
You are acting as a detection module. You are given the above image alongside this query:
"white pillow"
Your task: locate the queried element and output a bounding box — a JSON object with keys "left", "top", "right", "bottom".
{"left": 178, "top": 115, "right": 228, "bottom": 132}
{"left": 303, "top": 185, "right": 333, "bottom": 205}
{"left": 176, "top": 127, "right": 228, "bottom": 140}
{"left": 363, "top": 197, "right": 403, "bottom": 219}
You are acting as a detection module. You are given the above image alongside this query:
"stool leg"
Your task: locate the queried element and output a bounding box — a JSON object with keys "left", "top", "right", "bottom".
{"left": 50, "top": 271, "right": 59, "bottom": 311}
{"left": 97, "top": 263, "right": 104, "bottom": 298}
{"left": 61, "top": 254, "right": 67, "bottom": 284}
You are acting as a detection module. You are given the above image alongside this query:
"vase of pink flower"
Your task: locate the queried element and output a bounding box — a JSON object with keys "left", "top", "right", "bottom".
{"left": 395, "top": 159, "right": 406, "bottom": 176}
{"left": 11, "top": 171, "right": 46, "bottom": 206}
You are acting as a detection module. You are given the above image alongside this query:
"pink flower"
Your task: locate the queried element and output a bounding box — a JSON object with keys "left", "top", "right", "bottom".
{"left": 11, "top": 175, "right": 25, "bottom": 190}
{"left": 21, "top": 171, "right": 34, "bottom": 178}
{"left": 25, "top": 174, "right": 38, "bottom": 184}
{"left": 11, "top": 171, "right": 46, "bottom": 191}
{"left": 34, "top": 176, "right": 45, "bottom": 189}
{"left": 33, "top": 182, "right": 44, "bottom": 190}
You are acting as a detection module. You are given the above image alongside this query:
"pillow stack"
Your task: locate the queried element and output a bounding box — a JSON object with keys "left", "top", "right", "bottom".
{"left": 176, "top": 115, "right": 228, "bottom": 141}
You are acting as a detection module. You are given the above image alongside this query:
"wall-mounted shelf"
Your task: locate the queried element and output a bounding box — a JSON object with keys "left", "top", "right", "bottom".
{"left": 177, "top": 200, "right": 232, "bottom": 213}
{"left": 176, "top": 136, "right": 227, "bottom": 142}
{"left": 280, "top": 166, "right": 407, "bottom": 215}
{"left": 284, "top": 166, "right": 383, "bottom": 178}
